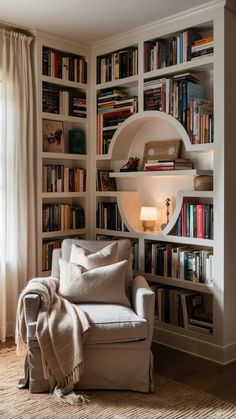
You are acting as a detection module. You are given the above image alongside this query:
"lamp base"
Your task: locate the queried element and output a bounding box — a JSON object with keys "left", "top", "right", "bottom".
{"left": 142, "top": 220, "right": 156, "bottom": 232}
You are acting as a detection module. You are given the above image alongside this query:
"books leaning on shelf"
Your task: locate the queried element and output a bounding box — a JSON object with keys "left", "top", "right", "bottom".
{"left": 143, "top": 29, "right": 213, "bottom": 72}
{"left": 151, "top": 284, "right": 213, "bottom": 334}
{"left": 42, "top": 46, "right": 87, "bottom": 83}
{"left": 42, "top": 165, "right": 86, "bottom": 192}
{"left": 175, "top": 202, "right": 213, "bottom": 239}
{"left": 42, "top": 82, "right": 86, "bottom": 118}
{"left": 144, "top": 158, "right": 194, "bottom": 171}
{"left": 97, "top": 88, "right": 138, "bottom": 154}
{"left": 191, "top": 36, "right": 214, "bottom": 59}
{"left": 96, "top": 169, "right": 117, "bottom": 191}
{"left": 96, "top": 201, "right": 128, "bottom": 232}
{"left": 42, "top": 203, "right": 85, "bottom": 232}
{"left": 145, "top": 241, "right": 213, "bottom": 284}
{"left": 42, "top": 239, "right": 63, "bottom": 272}
{"left": 97, "top": 46, "right": 138, "bottom": 84}
{"left": 143, "top": 73, "right": 213, "bottom": 144}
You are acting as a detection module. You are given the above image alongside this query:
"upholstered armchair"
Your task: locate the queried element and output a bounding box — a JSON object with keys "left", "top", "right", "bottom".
{"left": 23, "top": 238, "right": 155, "bottom": 393}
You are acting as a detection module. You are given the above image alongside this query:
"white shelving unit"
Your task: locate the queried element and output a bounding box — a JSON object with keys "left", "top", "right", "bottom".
{"left": 90, "top": 2, "right": 236, "bottom": 363}
{"left": 34, "top": 1, "right": 236, "bottom": 364}
{"left": 35, "top": 32, "right": 91, "bottom": 275}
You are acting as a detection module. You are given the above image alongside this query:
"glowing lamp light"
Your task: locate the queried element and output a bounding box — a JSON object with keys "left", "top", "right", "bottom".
{"left": 140, "top": 206, "right": 157, "bottom": 232}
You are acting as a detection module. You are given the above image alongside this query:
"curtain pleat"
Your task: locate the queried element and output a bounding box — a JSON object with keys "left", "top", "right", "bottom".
{"left": 0, "top": 29, "right": 36, "bottom": 341}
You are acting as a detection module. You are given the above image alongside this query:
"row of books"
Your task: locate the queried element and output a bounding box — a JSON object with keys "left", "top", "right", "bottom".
{"left": 42, "top": 239, "right": 63, "bottom": 272}
{"left": 97, "top": 46, "right": 138, "bottom": 84}
{"left": 96, "top": 234, "right": 139, "bottom": 271}
{"left": 42, "top": 165, "right": 86, "bottom": 193}
{"left": 150, "top": 285, "right": 213, "bottom": 334}
{"left": 145, "top": 241, "right": 213, "bottom": 284}
{"left": 42, "top": 47, "right": 87, "bottom": 84}
{"left": 42, "top": 83, "right": 86, "bottom": 118}
{"left": 96, "top": 202, "right": 128, "bottom": 232}
{"left": 96, "top": 88, "right": 138, "bottom": 154}
{"left": 144, "top": 32, "right": 213, "bottom": 72}
{"left": 42, "top": 204, "right": 85, "bottom": 232}
{"left": 144, "top": 73, "right": 213, "bottom": 144}
{"left": 175, "top": 203, "right": 213, "bottom": 239}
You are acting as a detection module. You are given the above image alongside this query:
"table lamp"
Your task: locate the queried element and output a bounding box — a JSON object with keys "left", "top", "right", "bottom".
{"left": 140, "top": 206, "right": 157, "bottom": 232}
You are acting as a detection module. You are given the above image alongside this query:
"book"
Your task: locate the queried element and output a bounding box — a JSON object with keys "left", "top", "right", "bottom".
{"left": 43, "top": 119, "right": 65, "bottom": 153}
{"left": 97, "top": 169, "right": 117, "bottom": 192}
{"left": 68, "top": 130, "right": 86, "bottom": 154}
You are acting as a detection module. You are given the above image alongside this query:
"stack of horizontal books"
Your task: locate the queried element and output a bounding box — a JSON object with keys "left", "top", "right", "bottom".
{"left": 143, "top": 158, "right": 194, "bottom": 171}
{"left": 191, "top": 36, "right": 214, "bottom": 59}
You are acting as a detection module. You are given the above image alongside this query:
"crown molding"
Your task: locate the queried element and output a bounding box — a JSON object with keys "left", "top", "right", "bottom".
{"left": 34, "top": 29, "right": 90, "bottom": 51}
{"left": 225, "top": 0, "right": 236, "bottom": 13}
{"left": 91, "top": 0, "right": 225, "bottom": 51}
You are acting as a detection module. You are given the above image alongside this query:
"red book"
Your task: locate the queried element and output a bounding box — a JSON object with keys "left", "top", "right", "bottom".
{"left": 196, "top": 204, "right": 204, "bottom": 238}
{"left": 144, "top": 165, "right": 174, "bottom": 171}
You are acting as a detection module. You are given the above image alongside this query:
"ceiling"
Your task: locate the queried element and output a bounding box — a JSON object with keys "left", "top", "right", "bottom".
{"left": 0, "top": 0, "right": 219, "bottom": 44}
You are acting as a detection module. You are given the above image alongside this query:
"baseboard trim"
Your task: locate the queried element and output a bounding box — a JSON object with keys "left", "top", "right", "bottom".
{"left": 152, "top": 327, "right": 236, "bottom": 364}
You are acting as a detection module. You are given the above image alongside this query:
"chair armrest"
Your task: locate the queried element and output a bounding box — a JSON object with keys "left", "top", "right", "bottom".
{"left": 23, "top": 294, "right": 41, "bottom": 324}
{"left": 132, "top": 275, "right": 155, "bottom": 342}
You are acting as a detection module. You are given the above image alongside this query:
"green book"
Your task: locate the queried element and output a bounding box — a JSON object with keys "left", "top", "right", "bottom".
{"left": 68, "top": 130, "right": 86, "bottom": 154}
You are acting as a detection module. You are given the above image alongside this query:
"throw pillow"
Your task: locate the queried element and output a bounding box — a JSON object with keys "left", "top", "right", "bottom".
{"left": 59, "top": 258, "right": 130, "bottom": 306}
{"left": 69, "top": 241, "right": 118, "bottom": 270}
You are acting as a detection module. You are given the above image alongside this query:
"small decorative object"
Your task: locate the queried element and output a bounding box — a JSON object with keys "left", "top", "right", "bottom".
{"left": 120, "top": 157, "right": 140, "bottom": 172}
{"left": 143, "top": 140, "right": 181, "bottom": 167}
{"left": 140, "top": 206, "right": 157, "bottom": 232}
{"left": 43, "top": 119, "right": 65, "bottom": 153}
{"left": 194, "top": 175, "right": 213, "bottom": 191}
{"left": 161, "top": 198, "right": 171, "bottom": 230}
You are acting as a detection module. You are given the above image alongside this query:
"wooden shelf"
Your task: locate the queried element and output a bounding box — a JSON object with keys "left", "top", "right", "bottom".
{"left": 42, "top": 192, "right": 86, "bottom": 198}
{"left": 41, "top": 75, "right": 87, "bottom": 90}
{"left": 42, "top": 228, "right": 87, "bottom": 239}
{"left": 42, "top": 112, "right": 87, "bottom": 124}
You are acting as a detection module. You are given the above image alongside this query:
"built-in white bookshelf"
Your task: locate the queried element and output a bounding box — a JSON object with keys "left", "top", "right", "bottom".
{"left": 90, "top": 2, "right": 236, "bottom": 363}
{"left": 35, "top": 32, "right": 91, "bottom": 275}
{"left": 34, "top": 2, "right": 236, "bottom": 363}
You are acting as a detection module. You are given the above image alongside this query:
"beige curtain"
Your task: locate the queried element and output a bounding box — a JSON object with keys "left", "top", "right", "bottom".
{"left": 0, "top": 29, "right": 36, "bottom": 341}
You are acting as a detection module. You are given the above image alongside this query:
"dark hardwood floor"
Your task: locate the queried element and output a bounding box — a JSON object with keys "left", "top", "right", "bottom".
{"left": 1, "top": 338, "right": 236, "bottom": 404}
{"left": 152, "top": 342, "right": 236, "bottom": 404}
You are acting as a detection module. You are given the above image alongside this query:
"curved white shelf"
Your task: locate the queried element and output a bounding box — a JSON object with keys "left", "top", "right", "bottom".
{"left": 115, "top": 190, "right": 214, "bottom": 245}
{"left": 110, "top": 169, "right": 213, "bottom": 178}
{"left": 107, "top": 111, "right": 213, "bottom": 160}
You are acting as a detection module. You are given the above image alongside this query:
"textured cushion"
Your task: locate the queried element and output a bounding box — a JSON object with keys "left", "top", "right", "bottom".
{"left": 61, "top": 238, "right": 133, "bottom": 282}
{"left": 59, "top": 259, "right": 130, "bottom": 306}
{"left": 70, "top": 241, "right": 118, "bottom": 270}
{"left": 74, "top": 304, "right": 147, "bottom": 344}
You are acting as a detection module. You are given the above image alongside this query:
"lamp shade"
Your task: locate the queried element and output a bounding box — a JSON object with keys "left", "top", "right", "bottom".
{"left": 140, "top": 206, "right": 157, "bottom": 221}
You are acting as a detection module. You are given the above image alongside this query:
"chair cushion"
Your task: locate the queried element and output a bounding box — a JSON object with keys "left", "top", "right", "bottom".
{"left": 59, "top": 259, "right": 131, "bottom": 306}
{"left": 70, "top": 241, "right": 118, "bottom": 270}
{"left": 61, "top": 238, "right": 133, "bottom": 282}
{"left": 74, "top": 304, "right": 147, "bottom": 344}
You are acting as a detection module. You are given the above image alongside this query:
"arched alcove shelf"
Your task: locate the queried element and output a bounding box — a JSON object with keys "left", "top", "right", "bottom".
{"left": 107, "top": 111, "right": 213, "bottom": 161}
{"left": 116, "top": 190, "right": 214, "bottom": 247}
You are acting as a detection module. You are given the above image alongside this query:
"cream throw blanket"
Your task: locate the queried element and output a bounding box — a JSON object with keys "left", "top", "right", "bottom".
{"left": 15, "top": 276, "right": 90, "bottom": 405}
